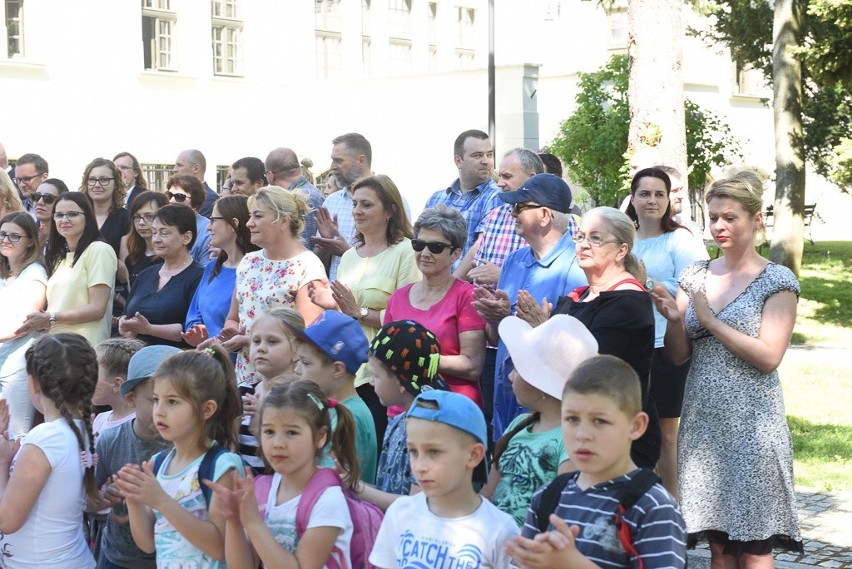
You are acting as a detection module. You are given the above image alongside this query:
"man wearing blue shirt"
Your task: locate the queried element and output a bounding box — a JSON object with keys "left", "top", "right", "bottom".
{"left": 472, "top": 174, "right": 586, "bottom": 440}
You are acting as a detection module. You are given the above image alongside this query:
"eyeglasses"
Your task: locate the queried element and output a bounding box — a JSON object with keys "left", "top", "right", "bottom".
{"left": 0, "top": 231, "right": 25, "bottom": 243}
{"left": 166, "top": 191, "right": 189, "bottom": 203}
{"left": 411, "top": 239, "right": 454, "bottom": 254}
{"left": 573, "top": 232, "right": 621, "bottom": 247}
{"left": 209, "top": 216, "right": 226, "bottom": 223}
{"left": 86, "top": 177, "right": 114, "bottom": 187}
{"left": 132, "top": 214, "right": 156, "bottom": 225}
{"left": 13, "top": 174, "right": 44, "bottom": 185}
{"left": 512, "top": 203, "right": 546, "bottom": 215}
{"left": 31, "top": 192, "right": 58, "bottom": 205}
{"left": 53, "top": 211, "right": 85, "bottom": 221}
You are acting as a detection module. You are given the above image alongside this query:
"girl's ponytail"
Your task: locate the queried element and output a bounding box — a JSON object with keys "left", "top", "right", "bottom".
{"left": 328, "top": 402, "right": 360, "bottom": 491}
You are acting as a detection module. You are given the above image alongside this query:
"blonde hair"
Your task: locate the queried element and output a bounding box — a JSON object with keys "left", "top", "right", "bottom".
{"left": 248, "top": 185, "right": 309, "bottom": 239}
{"left": 251, "top": 307, "right": 306, "bottom": 356}
{"left": 0, "top": 170, "right": 24, "bottom": 214}
{"left": 705, "top": 171, "right": 765, "bottom": 216}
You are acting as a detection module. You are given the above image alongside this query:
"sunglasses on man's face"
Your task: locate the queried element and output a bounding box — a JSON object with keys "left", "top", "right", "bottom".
{"left": 31, "top": 192, "right": 58, "bottom": 204}
{"left": 166, "top": 191, "right": 189, "bottom": 203}
{"left": 411, "top": 239, "right": 454, "bottom": 254}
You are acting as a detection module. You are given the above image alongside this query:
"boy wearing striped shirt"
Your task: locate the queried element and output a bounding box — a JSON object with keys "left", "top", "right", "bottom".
{"left": 507, "top": 355, "right": 686, "bottom": 569}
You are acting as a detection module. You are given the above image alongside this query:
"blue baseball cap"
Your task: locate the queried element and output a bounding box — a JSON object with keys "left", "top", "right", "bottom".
{"left": 498, "top": 173, "right": 573, "bottom": 213}
{"left": 122, "top": 345, "right": 181, "bottom": 397}
{"left": 288, "top": 310, "right": 369, "bottom": 374}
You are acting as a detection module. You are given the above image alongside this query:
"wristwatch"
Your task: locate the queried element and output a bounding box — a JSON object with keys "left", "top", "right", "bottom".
{"left": 48, "top": 312, "right": 57, "bottom": 327}
{"left": 645, "top": 278, "right": 654, "bottom": 291}
{"left": 358, "top": 306, "right": 369, "bottom": 321}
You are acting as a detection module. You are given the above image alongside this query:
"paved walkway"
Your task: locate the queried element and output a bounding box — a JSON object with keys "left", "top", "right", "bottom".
{"left": 687, "top": 487, "right": 852, "bottom": 568}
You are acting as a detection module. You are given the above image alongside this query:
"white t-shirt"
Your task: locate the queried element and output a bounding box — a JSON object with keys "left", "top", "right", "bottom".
{"left": 263, "top": 472, "right": 353, "bottom": 569}
{"left": 0, "top": 419, "right": 95, "bottom": 569}
{"left": 152, "top": 448, "right": 244, "bottom": 569}
{"left": 370, "top": 493, "right": 518, "bottom": 569}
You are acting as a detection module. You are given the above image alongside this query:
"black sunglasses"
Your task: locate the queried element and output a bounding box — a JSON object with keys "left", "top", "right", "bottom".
{"left": 31, "top": 192, "right": 58, "bottom": 204}
{"left": 411, "top": 239, "right": 454, "bottom": 254}
{"left": 166, "top": 191, "right": 189, "bottom": 203}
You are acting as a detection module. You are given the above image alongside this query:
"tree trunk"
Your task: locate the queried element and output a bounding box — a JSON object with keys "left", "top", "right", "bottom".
{"left": 627, "top": 0, "right": 687, "bottom": 180}
{"left": 769, "top": 0, "right": 806, "bottom": 275}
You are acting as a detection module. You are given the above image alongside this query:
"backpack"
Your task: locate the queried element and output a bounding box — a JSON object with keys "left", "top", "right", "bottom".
{"left": 152, "top": 443, "right": 229, "bottom": 510}
{"left": 536, "top": 469, "right": 661, "bottom": 569}
{"left": 255, "top": 468, "right": 384, "bottom": 569}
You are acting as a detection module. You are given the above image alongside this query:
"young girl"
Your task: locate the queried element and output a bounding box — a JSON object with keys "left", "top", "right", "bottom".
{"left": 0, "top": 333, "right": 99, "bottom": 568}
{"left": 116, "top": 346, "right": 243, "bottom": 569}
{"left": 93, "top": 337, "right": 145, "bottom": 434}
{"left": 209, "top": 380, "right": 360, "bottom": 569}
{"left": 240, "top": 307, "right": 306, "bottom": 472}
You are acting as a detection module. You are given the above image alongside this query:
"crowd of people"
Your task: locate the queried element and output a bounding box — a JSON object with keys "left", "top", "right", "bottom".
{"left": 0, "top": 133, "right": 802, "bottom": 569}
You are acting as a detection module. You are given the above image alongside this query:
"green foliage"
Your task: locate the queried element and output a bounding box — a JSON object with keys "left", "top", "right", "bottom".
{"left": 548, "top": 56, "right": 629, "bottom": 207}
{"left": 549, "top": 55, "right": 741, "bottom": 207}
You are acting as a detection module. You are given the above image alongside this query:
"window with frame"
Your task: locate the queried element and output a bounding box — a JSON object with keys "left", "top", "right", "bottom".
{"left": 315, "top": 0, "right": 341, "bottom": 79}
{"left": 142, "top": 163, "right": 174, "bottom": 192}
{"left": 388, "top": 0, "right": 411, "bottom": 73}
{"left": 5, "top": 0, "right": 23, "bottom": 58}
{"left": 428, "top": 2, "right": 437, "bottom": 70}
{"left": 455, "top": 6, "right": 475, "bottom": 69}
{"left": 211, "top": 0, "right": 242, "bottom": 76}
{"left": 362, "top": 0, "right": 371, "bottom": 74}
{"left": 142, "top": 0, "right": 177, "bottom": 71}
{"left": 607, "top": 7, "right": 627, "bottom": 50}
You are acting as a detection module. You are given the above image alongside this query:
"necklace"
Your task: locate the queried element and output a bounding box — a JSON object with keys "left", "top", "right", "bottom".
{"left": 159, "top": 257, "right": 192, "bottom": 279}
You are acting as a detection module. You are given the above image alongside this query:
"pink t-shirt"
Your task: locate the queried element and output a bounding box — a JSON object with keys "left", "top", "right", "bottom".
{"left": 385, "top": 279, "right": 486, "bottom": 407}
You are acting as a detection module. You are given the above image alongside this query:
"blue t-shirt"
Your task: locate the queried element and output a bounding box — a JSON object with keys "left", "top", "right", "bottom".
{"left": 184, "top": 260, "right": 236, "bottom": 338}
{"left": 492, "top": 231, "right": 586, "bottom": 439}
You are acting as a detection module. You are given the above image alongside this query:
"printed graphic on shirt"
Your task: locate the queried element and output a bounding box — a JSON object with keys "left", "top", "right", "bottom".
{"left": 398, "top": 530, "right": 484, "bottom": 569}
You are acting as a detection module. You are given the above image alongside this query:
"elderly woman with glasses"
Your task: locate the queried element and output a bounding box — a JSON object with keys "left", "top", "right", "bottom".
{"left": 385, "top": 205, "right": 486, "bottom": 406}
{"left": 16, "top": 193, "right": 117, "bottom": 346}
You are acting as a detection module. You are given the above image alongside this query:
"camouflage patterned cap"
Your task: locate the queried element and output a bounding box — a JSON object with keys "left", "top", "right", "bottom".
{"left": 369, "top": 320, "right": 449, "bottom": 396}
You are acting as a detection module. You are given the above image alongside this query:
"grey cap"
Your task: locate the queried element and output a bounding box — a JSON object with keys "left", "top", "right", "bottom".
{"left": 121, "top": 345, "right": 181, "bottom": 397}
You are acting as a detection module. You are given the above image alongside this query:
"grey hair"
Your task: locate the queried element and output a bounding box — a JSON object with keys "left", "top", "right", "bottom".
{"left": 504, "top": 148, "right": 545, "bottom": 177}
{"left": 551, "top": 210, "right": 571, "bottom": 234}
{"left": 586, "top": 207, "right": 647, "bottom": 282}
{"left": 413, "top": 204, "right": 468, "bottom": 250}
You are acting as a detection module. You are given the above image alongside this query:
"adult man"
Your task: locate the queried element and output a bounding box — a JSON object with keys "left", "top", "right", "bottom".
{"left": 13, "top": 153, "right": 49, "bottom": 216}
{"left": 265, "top": 147, "right": 325, "bottom": 252}
{"left": 456, "top": 148, "right": 546, "bottom": 285}
{"left": 114, "top": 152, "right": 148, "bottom": 209}
{"left": 173, "top": 149, "right": 218, "bottom": 218}
{"left": 472, "top": 174, "right": 586, "bottom": 440}
{"left": 424, "top": 130, "right": 501, "bottom": 268}
{"left": 657, "top": 164, "right": 702, "bottom": 239}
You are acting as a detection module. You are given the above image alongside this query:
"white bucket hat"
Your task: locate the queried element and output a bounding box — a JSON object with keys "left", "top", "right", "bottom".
{"left": 498, "top": 314, "right": 599, "bottom": 400}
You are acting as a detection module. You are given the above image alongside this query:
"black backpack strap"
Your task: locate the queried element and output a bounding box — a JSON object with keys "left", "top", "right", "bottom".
{"left": 614, "top": 469, "right": 661, "bottom": 569}
{"left": 535, "top": 473, "right": 573, "bottom": 533}
{"left": 151, "top": 450, "right": 169, "bottom": 476}
{"left": 198, "top": 443, "right": 228, "bottom": 510}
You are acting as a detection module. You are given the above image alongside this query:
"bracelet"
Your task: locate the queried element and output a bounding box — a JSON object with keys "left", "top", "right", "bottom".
{"left": 48, "top": 312, "right": 57, "bottom": 327}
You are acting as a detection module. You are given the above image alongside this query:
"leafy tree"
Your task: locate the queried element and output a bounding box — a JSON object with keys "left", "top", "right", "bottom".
{"left": 548, "top": 55, "right": 741, "bottom": 209}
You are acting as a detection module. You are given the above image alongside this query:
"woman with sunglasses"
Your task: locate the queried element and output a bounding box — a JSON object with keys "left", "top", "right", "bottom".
{"left": 166, "top": 175, "right": 211, "bottom": 264}
{"left": 0, "top": 212, "right": 46, "bottom": 436}
{"left": 385, "top": 205, "right": 486, "bottom": 406}
{"left": 17, "top": 193, "right": 117, "bottom": 346}
{"left": 309, "top": 174, "right": 419, "bottom": 441}
{"left": 32, "top": 178, "right": 68, "bottom": 245}
{"left": 80, "top": 158, "right": 129, "bottom": 257}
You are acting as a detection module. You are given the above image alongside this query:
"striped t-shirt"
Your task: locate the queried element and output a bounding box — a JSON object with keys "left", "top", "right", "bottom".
{"left": 519, "top": 469, "right": 687, "bottom": 569}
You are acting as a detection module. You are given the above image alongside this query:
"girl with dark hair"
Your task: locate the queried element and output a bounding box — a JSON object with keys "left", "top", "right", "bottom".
{"left": 119, "top": 190, "right": 170, "bottom": 288}
{"left": 183, "top": 195, "right": 259, "bottom": 347}
{"left": 0, "top": 212, "right": 46, "bottom": 436}
{"left": 0, "top": 333, "right": 99, "bottom": 568}
{"left": 17, "top": 192, "right": 117, "bottom": 346}
{"left": 119, "top": 204, "right": 204, "bottom": 347}
{"left": 627, "top": 167, "right": 708, "bottom": 495}
{"left": 32, "top": 178, "right": 68, "bottom": 245}
{"left": 81, "top": 157, "right": 130, "bottom": 256}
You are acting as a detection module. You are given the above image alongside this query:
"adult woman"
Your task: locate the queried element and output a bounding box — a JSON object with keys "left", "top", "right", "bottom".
{"left": 119, "top": 191, "right": 169, "bottom": 288}
{"left": 113, "top": 151, "right": 148, "bottom": 209}
{"left": 119, "top": 204, "right": 204, "bottom": 348}
{"left": 653, "top": 173, "right": 801, "bottom": 563}
{"left": 0, "top": 213, "right": 46, "bottom": 436}
{"left": 183, "top": 195, "right": 259, "bottom": 346}
{"left": 627, "top": 167, "right": 709, "bottom": 495}
{"left": 32, "top": 178, "right": 68, "bottom": 245}
{"left": 17, "top": 193, "right": 117, "bottom": 346}
{"left": 166, "top": 174, "right": 211, "bottom": 264}
{"left": 0, "top": 171, "right": 24, "bottom": 219}
{"left": 81, "top": 158, "right": 129, "bottom": 256}
{"left": 309, "top": 174, "right": 420, "bottom": 440}
{"left": 517, "top": 207, "right": 660, "bottom": 469}
{"left": 385, "top": 205, "right": 486, "bottom": 405}
{"left": 213, "top": 186, "right": 325, "bottom": 383}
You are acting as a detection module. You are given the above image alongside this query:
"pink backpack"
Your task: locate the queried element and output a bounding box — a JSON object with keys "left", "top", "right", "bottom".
{"left": 255, "top": 468, "right": 383, "bottom": 569}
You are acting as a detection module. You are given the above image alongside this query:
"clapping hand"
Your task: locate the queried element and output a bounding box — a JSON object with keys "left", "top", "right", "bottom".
{"left": 515, "top": 290, "right": 552, "bottom": 327}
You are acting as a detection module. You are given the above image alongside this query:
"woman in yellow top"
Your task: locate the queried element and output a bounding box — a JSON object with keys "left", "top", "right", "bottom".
{"left": 17, "top": 192, "right": 117, "bottom": 346}
{"left": 310, "top": 174, "right": 420, "bottom": 443}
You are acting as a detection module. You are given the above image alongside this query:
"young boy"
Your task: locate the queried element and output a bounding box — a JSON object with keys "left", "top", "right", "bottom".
{"left": 288, "top": 309, "right": 378, "bottom": 484}
{"left": 507, "top": 355, "right": 686, "bottom": 569}
{"left": 370, "top": 389, "right": 519, "bottom": 569}
{"left": 94, "top": 345, "right": 175, "bottom": 569}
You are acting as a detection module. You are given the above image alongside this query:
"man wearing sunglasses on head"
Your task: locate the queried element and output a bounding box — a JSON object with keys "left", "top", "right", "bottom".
{"left": 12, "top": 153, "right": 49, "bottom": 218}
{"left": 166, "top": 175, "right": 211, "bottom": 264}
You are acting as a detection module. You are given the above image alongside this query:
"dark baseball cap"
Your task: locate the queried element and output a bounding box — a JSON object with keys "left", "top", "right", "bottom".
{"left": 498, "top": 173, "right": 573, "bottom": 213}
